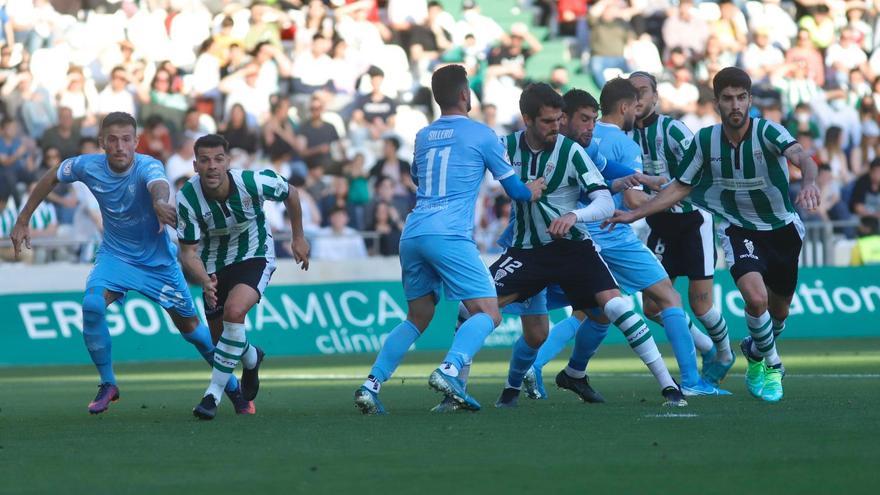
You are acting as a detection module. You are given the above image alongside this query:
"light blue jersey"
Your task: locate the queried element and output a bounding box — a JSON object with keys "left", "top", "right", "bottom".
{"left": 58, "top": 153, "right": 177, "bottom": 267}
{"left": 402, "top": 115, "right": 515, "bottom": 241}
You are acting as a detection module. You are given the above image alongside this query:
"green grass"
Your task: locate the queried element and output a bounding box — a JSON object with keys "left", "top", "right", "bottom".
{"left": 2, "top": 339, "right": 879, "bottom": 494}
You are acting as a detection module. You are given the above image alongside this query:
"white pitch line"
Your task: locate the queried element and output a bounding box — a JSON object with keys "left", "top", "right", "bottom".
{"left": 643, "top": 413, "right": 701, "bottom": 418}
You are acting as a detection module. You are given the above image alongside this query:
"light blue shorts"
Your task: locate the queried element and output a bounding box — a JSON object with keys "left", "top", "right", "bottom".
{"left": 86, "top": 254, "right": 197, "bottom": 317}
{"left": 399, "top": 236, "right": 497, "bottom": 302}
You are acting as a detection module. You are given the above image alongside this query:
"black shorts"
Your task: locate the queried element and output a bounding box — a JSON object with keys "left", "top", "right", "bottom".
{"left": 720, "top": 222, "right": 803, "bottom": 296}
{"left": 204, "top": 258, "right": 275, "bottom": 321}
{"left": 489, "top": 239, "right": 618, "bottom": 310}
{"left": 646, "top": 209, "right": 716, "bottom": 280}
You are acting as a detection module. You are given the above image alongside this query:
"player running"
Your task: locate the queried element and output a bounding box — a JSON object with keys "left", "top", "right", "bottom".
{"left": 177, "top": 134, "right": 310, "bottom": 420}
{"left": 10, "top": 113, "right": 250, "bottom": 415}
{"left": 628, "top": 71, "right": 736, "bottom": 386}
{"left": 605, "top": 67, "right": 820, "bottom": 402}
{"left": 353, "top": 64, "right": 545, "bottom": 415}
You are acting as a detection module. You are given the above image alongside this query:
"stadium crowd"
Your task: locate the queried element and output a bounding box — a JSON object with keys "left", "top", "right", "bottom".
{"left": 1, "top": 0, "right": 880, "bottom": 263}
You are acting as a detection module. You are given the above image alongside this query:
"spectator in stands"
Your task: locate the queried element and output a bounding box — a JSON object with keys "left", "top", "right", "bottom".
{"left": 311, "top": 206, "right": 368, "bottom": 260}
{"left": 295, "top": 0, "right": 336, "bottom": 53}
{"left": 548, "top": 65, "right": 570, "bottom": 94}
{"left": 289, "top": 172, "right": 321, "bottom": 240}
{"left": 480, "top": 103, "right": 506, "bottom": 135}
{"left": 742, "top": 28, "right": 785, "bottom": 83}
{"left": 319, "top": 176, "right": 355, "bottom": 227}
{"left": 96, "top": 66, "right": 136, "bottom": 118}
{"left": 365, "top": 174, "right": 411, "bottom": 231}
{"left": 300, "top": 95, "right": 342, "bottom": 169}
{"left": 712, "top": 0, "right": 748, "bottom": 54}
{"left": 352, "top": 66, "right": 396, "bottom": 141}
{"left": 456, "top": 0, "right": 504, "bottom": 53}
{"left": 57, "top": 66, "right": 98, "bottom": 132}
{"left": 845, "top": 2, "right": 872, "bottom": 51}
{"left": 820, "top": 126, "right": 854, "bottom": 187}
{"left": 135, "top": 115, "right": 173, "bottom": 163}
{"left": 785, "top": 28, "right": 825, "bottom": 87}
{"left": 305, "top": 162, "right": 329, "bottom": 205}
{"left": 219, "top": 103, "right": 258, "bottom": 155}
{"left": 262, "top": 95, "right": 304, "bottom": 172}
{"left": 487, "top": 22, "right": 542, "bottom": 87}
{"left": 799, "top": 5, "right": 836, "bottom": 51}
{"left": 662, "top": 0, "right": 709, "bottom": 59}
{"left": 140, "top": 67, "right": 188, "bottom": 115}
{"left": 369, "top": 201, "right": 404, "bottom": 256}
{"left": 189, "top": 37, "right": 222, "bottom": 101}
{"left": 165, "top": 137, "right": 196, "bottom": 187}
{"left": 244, "top": 1, "right": 282, "bottom": 51}
{"left": 681, "top": 88, "right": 719, "bottom": 132}
{"left": 802, "top": 164, "right": 846, "bottom": 224}
{"left": 625, "top": 30, "right": 663, "bottom": 76}
{"left": 369, "top": 136, "right": 411, "bottom": 196}
{"left": 658, "top": 67, "right": 699, "bottom": 116}
{"left": 0, "top": 117, "right": 33, "bottom": 201}
{"left": 694, "top": 35, "right": 736, "bottom": 84}
{"left": 475, "top": 194, "right": 510, "bottom": 255}
{"left": 587, "top": 0, "right": 632, "bottom": 87}
{"left": 826, "top": 27, "right": 869, "bottom": 88}
{"left": 850, "top": 158, "right": 880, "bottom": 236}
{"left": 0, "top": 45, "right": 17, "bottom": 87}
{"left": 221, "top": 62, "right": 271, "bottom": 124}
{"left": 346, "top": 152, "right": 370, "bottom": 221}
{"left": 181, "top": 107, "right": 211, "bottom": 141}
{"left": 40, "top": 106, "right": 80, "bottom": 160}
{"left": 18, "top": 72, "right": 56, "bottom": 140}
{"left": 291, "top": 34, "right": 334, "bottom": 97}
{"left": 253, "top": 41, "right": 292, "bottom": 97}
{"left": 39, "top": 146, "right": 77, "bottom": 225}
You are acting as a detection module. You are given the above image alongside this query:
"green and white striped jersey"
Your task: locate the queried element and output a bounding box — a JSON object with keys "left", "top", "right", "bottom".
{"left": 675, "top": 118, "right": 799, "bottom": 231}
{"left": 0, "top": 198, "right": 56, "bottom": 236}
{"left": 630, "top": 113, "right": 697, "bottom": 213}
{"left": 176, "top": 168, "right": 289, "bottom": 273}
{"left": 502, "top": 131, "right": 607, "bottom": 249}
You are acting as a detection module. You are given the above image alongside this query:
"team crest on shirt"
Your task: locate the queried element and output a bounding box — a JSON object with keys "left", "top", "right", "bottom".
{"left": 545, "top": 162, "right": 555, "bottom": 177}
{"left": 753, "top": 151, "right": 765, "bottom": 167}
{"left": 62, "top": 161, "right": 72, "bottom": 177}
{"left": 242, "top": 196, "right": 252, "bottom": 210}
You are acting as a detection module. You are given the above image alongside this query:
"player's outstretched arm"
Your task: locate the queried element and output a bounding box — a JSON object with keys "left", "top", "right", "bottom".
{"left": 148, "top": 180, "right": 176, "bottom": 232}
{"left": 178, "top": 242, "right": 217, "bottom": 309}
{"left": 602, "top": 179, "right": 693, "bottom": 230}
{"left": 285, "top": 187, "right": 310, "bottom": 271}
{"left": 785, "top": 143, "right": 820, "bottom": 211}
{"left": 10, "top": 164, "right": 61, "bottom": 259}
{"left": 500, "top": 175, "right": 545, "bottom": 202}
{"left": 547, "top": 189, "right": 614, "bottom": 238}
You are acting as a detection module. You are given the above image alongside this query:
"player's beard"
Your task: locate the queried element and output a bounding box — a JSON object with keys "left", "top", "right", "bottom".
{"left": 622, "top": 115, "right": 635, "bottom": 132}
{"left": 722, "top": 110, "right": 748, "bottom": 129}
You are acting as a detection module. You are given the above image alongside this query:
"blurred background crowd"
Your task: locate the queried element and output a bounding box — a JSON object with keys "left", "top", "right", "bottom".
{"left": 1, "top": 0, "right": 879, "bottom": 265}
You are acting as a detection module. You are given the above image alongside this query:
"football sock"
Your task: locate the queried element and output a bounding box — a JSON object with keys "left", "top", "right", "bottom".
{"left": 81, "top": 291, "right": 115, "bottom": 385}
{"left": 181, "top": 322, "right": 240, "bottom": 392}
{"left": 697, "top": 306, "right": 733, "bottom": 362}
{"left": 442, "top": 312, "right": 495, "bottom": 373}
{"left": 205, "top": 321, "right": 248, "bottom": 402}
{"left": 771, "top": 317, "right": 786, "bottom": 338}
{"left": 533, "top": 315, "right": 580, "bottom": 370}
{"left": 241, "top": 342, "right": 258, "bottom": 369}
{"left": 566, "top": 318, "right": 609, "bottom": 375}
{"left": 661, "top": 307, "right": 700, "bottom": 387}
{"left": 605, "top": 296, "right": 675, "bottom": 390}
{"left": 746, "top": 311, "right": 781, "bottom": 366}
{"left": 368, "top": 320, "right": 421, "bottom": 384}
{"left": 506, "top": 336, "right": 539, "bottom": 389}
{"left": 686, "top": 314, "right": 715, "bottom": 355}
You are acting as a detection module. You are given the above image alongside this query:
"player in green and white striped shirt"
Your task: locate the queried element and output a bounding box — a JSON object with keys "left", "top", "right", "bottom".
{"left": 607, "top": 67, "right": 821, "bottom": 403}
{"left": 628, "top": 71, "right": 735, "bottom": 387}
{"left": 177, "top": 134, "right": 310, "bottom": 420}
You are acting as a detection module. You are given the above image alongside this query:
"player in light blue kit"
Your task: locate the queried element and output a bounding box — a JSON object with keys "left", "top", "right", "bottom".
{"left": 353, "top": 65, "right": 544, "bottom": 414}
{"left": 11, "top": 112, "right": 250, "bottom": 415}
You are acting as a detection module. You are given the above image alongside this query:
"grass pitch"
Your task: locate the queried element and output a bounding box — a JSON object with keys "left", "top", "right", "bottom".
{"left": 1, "top": 338, "right": 878, "bottom": 494}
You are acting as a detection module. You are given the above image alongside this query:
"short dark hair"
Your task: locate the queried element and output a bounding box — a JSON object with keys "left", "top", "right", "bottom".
{"left": 100, "top": 112, "right": 137, "bottom": 134}
{"left": 599, "top": 78, "right": 637, "bottom": 115}
{"left": 519, "top": 82, "right": 564, "bottom": 121}
{"left": 713, "top": 67, "right": 752, "bottom": 99}
{"left": 384, "top": 135, "right": 401, "bottom": 150}
{"left": 431, "top": 64, "right": 469, "bottom": 109}
{"left": 629, "top": 71, "right": 658, "bottom": 91}
{"left": 193, "top": 134, "right": 230, "bottom": 155}
{"left": 870, "top": 157, "right": 880, "bottom": 170}
{"left": 562, "top": 89, "right": 599, "bottom": 117}
{"left": 79, "top": 136, "right": 98, "bottom": 148}
{"left": 367, "top": 65, "right": 385, "bottom": 78}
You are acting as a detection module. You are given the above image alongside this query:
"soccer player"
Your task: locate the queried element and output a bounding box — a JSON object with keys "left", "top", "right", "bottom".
{"left": 10, "top": 112, "right": 250, "bottom": 415}
{"left": 177, "top": 134, "right": 310, "bottom": 420}
{"left": 485, "top": 83, "right": 686, "bottom": 408}
{"left": 605, "top": 67, "right": 820, "bottom": 402}
{"left": 628, "top": 71, "right": 735, "bottom": 385}
{"left": 353, "top": 64, "right": 545, "bottom": 415}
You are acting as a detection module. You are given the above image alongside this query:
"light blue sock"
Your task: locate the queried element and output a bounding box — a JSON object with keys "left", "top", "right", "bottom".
{"left": 567, "top": 318, "right": 609, "bottom": 373}
{"left": 506, "top": 337, "right": 539, "bottom": 388}
{"left": 443, "top": 313, "right": 495, "bottom": 370}
{"left": 369, "top": 320, "right": 421, "bottom": 382}
{"left": 661, "top": 307, "right": 699, "bottom": 387}
{"left": 82, "top": 292, "right": 115, "bottom": 385}
{"left": 181, "top": 323, "right": 240, "bottom": 392}
{"left": 533, "top": 315, "right": 579, "bottom": 370}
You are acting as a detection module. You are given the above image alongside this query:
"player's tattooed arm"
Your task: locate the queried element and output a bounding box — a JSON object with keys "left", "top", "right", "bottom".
{"left": 785, "top": 143, "right": 820, "bottom": 211}
{"left": 10, "top": 164, "right": 62, "bottom": 259}
{"left": 148, "top": 179, "right": 177, "bottom": 232}
{"left": 285, "top": 187, "right": 311, "bottom": 271}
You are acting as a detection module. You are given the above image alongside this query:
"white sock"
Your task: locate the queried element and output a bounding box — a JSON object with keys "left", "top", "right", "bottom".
{"left": 646, "top": 357, "right": 676, "bottom": 390}
{"left": 696, "top": 306, "right": 733, "bottom": 362}
{"left": 745, "top": 311, "right": 781, "bottom": 366}
{"left": 686, "top": 314, "right": 715, "bottom": 354}
{"left": 241, "top": 342, "right": 258, "bottom": 369}
{"left": 207, "top": 321, "right": 247, "bottom": 401}
{"left": 564, "top": 365, "right": 586, "bottom": 379}
{"left": 363, "top": 376, "right": 380, "bottom": 393}
{"left": 505, "top": 379, "right": 521, "bottom": 390}
{"left": 439, "top": 362, "right": 459, "bottom": 377}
